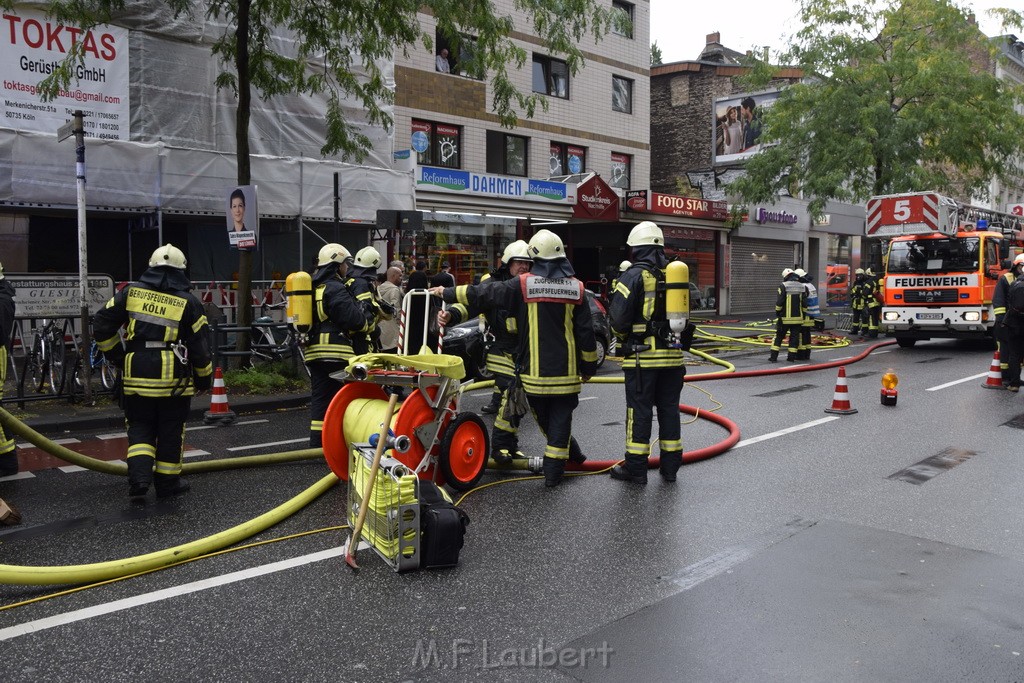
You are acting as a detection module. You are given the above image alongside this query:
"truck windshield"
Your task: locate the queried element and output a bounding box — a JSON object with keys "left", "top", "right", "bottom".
{"left": 887, "top": 237, "right": 980, "bottom": 274}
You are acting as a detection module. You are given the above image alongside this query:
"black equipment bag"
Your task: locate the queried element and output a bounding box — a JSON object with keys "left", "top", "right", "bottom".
{"left": 419, "top": 480, "right": 470, "bottom": 569}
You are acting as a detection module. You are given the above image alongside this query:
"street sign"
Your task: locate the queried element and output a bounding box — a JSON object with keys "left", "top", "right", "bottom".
{"left": 57, "top": 120, "right": 75, "bottom": 142}
{"left": 6, "top": 273, "right": 115, "bottom": 318}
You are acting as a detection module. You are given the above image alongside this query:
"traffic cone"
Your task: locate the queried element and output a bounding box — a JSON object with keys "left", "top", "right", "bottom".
{"left": 824, "top": 366, "right": 858, "bottom": 415}
{"left": 981, "top": 350, "right": 1004, "bottom": 389}
{"left": 203, "top": 367, "right": 237, "bottom": 425}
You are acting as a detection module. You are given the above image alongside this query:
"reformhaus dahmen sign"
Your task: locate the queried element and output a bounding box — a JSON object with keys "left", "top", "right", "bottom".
{"left": 415, "top": 166, "right": 575, "bottom": 204}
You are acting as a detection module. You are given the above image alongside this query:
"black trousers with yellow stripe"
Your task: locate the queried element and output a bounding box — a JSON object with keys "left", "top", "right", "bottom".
{"left": 526, "top": 393, "right": 579, "bottom": 462}
{"left": 309, "top": 362, "right": 345, "bottom": 448}
{"left": 123, "top": 394, "right": 190, "bottom": 492}
{"left": 623, "top": 366, "right": 683, "bottom": 471}
{"left": 0, "top": 346, "right": 17, "bottom": 477}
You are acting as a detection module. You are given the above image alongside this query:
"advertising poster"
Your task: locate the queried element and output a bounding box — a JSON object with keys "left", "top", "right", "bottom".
{"left": 713, "top": 91, "right": 780, "bottom": 164}
{"left": 0, "top": 8, "right": 130, "bottom": 140}
{"left": 226, "top": 185, "right": 258, "bottom": 250}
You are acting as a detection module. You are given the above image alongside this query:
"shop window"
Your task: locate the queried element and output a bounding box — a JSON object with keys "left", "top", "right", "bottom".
{"left": 612, "top": 76, "right": 633, "bottom": 113}
{"left": 612, "top": 1, "right": 634, "bottom": 38}
{"left": 532, "top": 54, "right": 569, "bottom": 99}
{"left": 412, "top": 120, "right": 461, "bottom": 169}
{"left": 549, "top": 142, "right": 586, "bottom": 176}
{"left": 610, "top": 152, "right": 631, "bottom": 190}
{"left": 486, "top": 130, "right": 528, "bottom": 176}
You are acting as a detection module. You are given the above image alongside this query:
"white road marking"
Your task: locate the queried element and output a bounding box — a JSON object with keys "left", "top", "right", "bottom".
{"left": 183, "top": 449, "right": 210, "bottom": 459}
{"left": 0, "top": 547, "right": 345, "bottom": 642}
{"left": 16, "top": 438, "right": 79, "bottom": 449}
{"left": 237, "top": 419, "right": 269, "bottom": 425}
{"left": 579, "top": 396, "right": 597, "bottom": 401}
{"left": 185, "top": 425, "right": 217, "bottom": 432}
{"left": 927, "top": 372, "right": 988, "bottom": 391}
{"left": 59, "top": 460, "right": 125, "bottom": 474}
{"left": 97, "top": 433, "right": 127, "bottom": 440}
{"left": 0, "top": 472, "right": 35, "bottom": 481}
{"left": 226, "top": 438, "right": 308, "bottom": 452}
{"left": 733, "top": 416, "right": 840, "bottom": 449}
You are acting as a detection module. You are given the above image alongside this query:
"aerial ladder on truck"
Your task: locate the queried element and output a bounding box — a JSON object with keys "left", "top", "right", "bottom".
{"left": 865, "top": 192, "right": 1024, "bottom": 347}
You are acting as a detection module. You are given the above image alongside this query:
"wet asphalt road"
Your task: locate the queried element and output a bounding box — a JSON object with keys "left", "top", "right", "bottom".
{"left": 3, "top": 336, "right": 1024, "bottom": 681}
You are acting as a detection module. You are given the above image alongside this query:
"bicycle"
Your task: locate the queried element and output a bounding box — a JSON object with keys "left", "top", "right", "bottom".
{"left": 22, "top": 318, "right": 68, "bottom": 395}
{"left": 248, "top": 301, "right": 309, "bottom": 377}
{"left": 71, "top": 335, "right": 120, "bottom": 393}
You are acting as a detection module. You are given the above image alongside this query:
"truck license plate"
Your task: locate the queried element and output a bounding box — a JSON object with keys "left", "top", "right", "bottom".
{"left": 916, "top": 312, "right": 942, "bottom": 320}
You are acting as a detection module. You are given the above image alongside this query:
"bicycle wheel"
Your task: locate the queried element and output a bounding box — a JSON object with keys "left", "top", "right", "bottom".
{"left": 48, "top": 329, "right": 66, "bottom": 394}
{"left": 25, "top": 335, "right": 45, "bottom": 393}
{"left": 100, "top": 360, "right": 118, "bottom": 390}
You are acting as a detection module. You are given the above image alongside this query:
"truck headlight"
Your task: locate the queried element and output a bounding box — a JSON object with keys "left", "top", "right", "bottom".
{"left": 883, "top": 311, "right": 900, "bottom": 321}
{"left": 962, "top": 311, "right": 980, "bottom": 322}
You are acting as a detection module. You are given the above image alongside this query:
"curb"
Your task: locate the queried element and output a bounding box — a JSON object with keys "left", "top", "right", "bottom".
{"left": 16, "top": 394, "right": 310, "bottom": 435}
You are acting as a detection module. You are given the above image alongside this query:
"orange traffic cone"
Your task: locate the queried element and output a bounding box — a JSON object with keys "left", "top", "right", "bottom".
{"left": 981, "top": 350, "right": 1004, "bottom": 389}
{"left": 824, "top": 366, "right": 858, "bottom": 415}
{"left": 203, "top": 367, "right": 237, "bottom": 425}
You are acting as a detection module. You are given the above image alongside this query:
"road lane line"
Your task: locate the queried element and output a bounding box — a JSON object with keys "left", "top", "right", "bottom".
{"left": 733, "top": 416, "right": 840, "bottom": 449}
{"left": 16, "top": 438, "right": 79, "bottom": 449}
{"left": 227, "top": 438, "right": 308, "bottom": 452}
{"left": 0, "top": 547, "right": 345, "bottom": 642}
{"left": 97, "top": 432, "right": 127, "bottom": 440}
{"left": 237, "top": 419, "right": 269, "bottom": 425}
{"left": 183, "top": 449, "right": 210, "bottom": 459}
{"left": 927, "top": 372, "right": 988, "bottom": 391}
{"left": 579, "top": 396, "right": 596, "bottom": 401}
{"left": 59, "top": 460, "right": 125, "bottom": 474}
{"left": 0, "top": 472, "right": 35, "bottom": 481}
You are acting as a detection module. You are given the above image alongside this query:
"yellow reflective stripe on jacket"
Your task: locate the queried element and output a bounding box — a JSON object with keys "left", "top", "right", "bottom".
{"left": 520, "top": 374, "right": 581, "bottom": 395}
{"left": 456, "top": 285, "right": 471, "bottom": 307}
{"left": 563, "top": 305, "right": 576, "bottom": 377}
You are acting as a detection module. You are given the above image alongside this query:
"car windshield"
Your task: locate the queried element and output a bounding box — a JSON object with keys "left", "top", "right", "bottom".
{"left": 887, "top": 237, "right": 979, "bottom": 274}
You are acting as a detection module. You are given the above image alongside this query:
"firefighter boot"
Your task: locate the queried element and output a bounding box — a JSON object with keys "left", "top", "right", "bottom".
{"left": 786, "top": 352, "right": 797, "bottom": 362}
{"left": 0, "top": 450, "right": 18, "bottom": 478}
{"left": 491, "top": 449, "right": 514, "bottom": 466}
{"left": 480, "top": 394, "right": 501, "bottom": 415}
{"left": 659, "top": 451, "right": 683, "bottom": 483}
{"left": 610, "top": 455, "right": 648, "bottom": 484}
{"left": 127, "top": 455, "right": 153, "bottom": 500}
{"left": 768, "top": 351, "right": 779, "bottom": 363}
{"left": 543, "top": 457, "right": 567, "bottom": 488}
{"left": 568, "top": 438, "right": 587, "bottom": 465}
{"left": 155, "top": 475, "right": 191, "bottom": 499}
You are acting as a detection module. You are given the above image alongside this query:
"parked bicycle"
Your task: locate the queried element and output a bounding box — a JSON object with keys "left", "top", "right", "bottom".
{"left": 21, "top": 318, "right": 68, "bottom": 395}
{"left": 70, "top": 335, "right": 120, "bottom": 393}
{"left": 249, "top": 302, "right": 309, "bottom": 377}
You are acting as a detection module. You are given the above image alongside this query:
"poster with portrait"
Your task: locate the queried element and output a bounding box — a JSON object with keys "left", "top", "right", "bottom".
{"left": 712, "top": 91, "right": 780, "bottom": 165}
{"left": 226, "top": 185, "right": 258, "bottom": 250}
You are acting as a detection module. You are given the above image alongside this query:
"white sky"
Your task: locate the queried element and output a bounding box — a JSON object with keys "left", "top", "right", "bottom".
{"left": 650, "top": 1, "right": 1016, "bottom": 65}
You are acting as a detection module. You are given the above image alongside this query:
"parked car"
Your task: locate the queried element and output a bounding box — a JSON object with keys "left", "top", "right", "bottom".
{"left": 442, "top": 289, "right": 611, "bottom": 381}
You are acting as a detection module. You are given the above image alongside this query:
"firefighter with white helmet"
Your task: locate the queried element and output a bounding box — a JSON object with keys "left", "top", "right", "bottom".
{"left": 607, "top": 221, "right": 692, "bottom": 484}
{"left": 769, "top": 267, "right": 806, "bottom": 362}
{"left": 431, "top": 229, "right": 598, "bottom": 487}
{"left": 306, "top": 243, "right": 374, "bottom": 447}
{"left": 348, "top": 245, "right": 394, "bottom": 354}
{"left": 93, "top": 244, "right": 213, "bottom": 500}
{"left": 864, "top": 267, "right": 881, "bottom": 338}
{"left": 993, "top": 253, "right": 1024, "bottom": 385}
{"left": 477, "top": 239, "right": 533, "bottom": 417}
{"left": 795, "top": 268, "right": 820, "bottom": 360}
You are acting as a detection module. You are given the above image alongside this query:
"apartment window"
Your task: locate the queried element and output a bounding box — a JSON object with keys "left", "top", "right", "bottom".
{"left": 435, "top": 31, "right": 483, "bottom": 79}
{"left": 486, "top": 130, "right": 528, "bottom": 176}
{"left": 612, "top": 76, "right": 633, "bottom": 113}
{"left": 610, "top": 153, "right": 631, "bottom": 189}
{"left": 532, "top": 54, "right": 569, "bottom": 99}
{"left": 549, "top": 142, "right": 586, "bottom": 176}
{"left": 612, "top": 1, "right": 634, "bottom": 38}
{"left": 412, "top": 120, "right": 461, "bottom": 169}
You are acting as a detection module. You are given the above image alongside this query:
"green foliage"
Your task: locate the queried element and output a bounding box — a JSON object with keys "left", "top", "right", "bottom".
{"left": 730, "top": 0, "right": 1024, "bottom": 215}
{"left": 33, "top": 0, "right": 616, "bottom": 161}
{"left": 651, "top": 41, "right": 663, "bottom": 66}
{"left": 223, "top": 361, "right": 308, "bottom": 395}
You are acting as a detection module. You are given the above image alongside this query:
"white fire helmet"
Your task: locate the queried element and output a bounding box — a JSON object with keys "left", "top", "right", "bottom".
{"left": 501, "top": 240, "right": 532, "bottom": 264}
{"left": 354, "top": 246, "right": 382, "bottom": 269}
{"left": 149, "top": 244, "right": 187, "bottom": 270}
{"left": 527, "top": 230, "right": 566, "bottom": 260}
{"left": 317, "top": 243, "right": 352, "bottom": 267}
{"left": 626, "top": 221, "right": 664, "bottom": 247}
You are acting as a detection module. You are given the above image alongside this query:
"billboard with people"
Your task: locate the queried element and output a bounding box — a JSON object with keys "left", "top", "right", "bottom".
{"left": 713, "top": 90, "right": 780, "bottom": 164}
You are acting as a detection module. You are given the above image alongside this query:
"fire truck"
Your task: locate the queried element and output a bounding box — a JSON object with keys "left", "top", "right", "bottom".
{"left": 865, "top": 192, "right": 1024, "bottom": 347}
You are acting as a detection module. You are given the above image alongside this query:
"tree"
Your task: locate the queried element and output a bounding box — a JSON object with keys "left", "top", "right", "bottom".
{"left": 651, "top": 41, "right": 663, "bottom": 66}
{"left": 730, "top": 0, "right": 1024, "bottom": 216}
{"left": 34, "top": 0, "right": 619, "bottom": 341}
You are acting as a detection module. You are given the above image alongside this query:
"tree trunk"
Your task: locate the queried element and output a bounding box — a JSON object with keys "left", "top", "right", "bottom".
{"left": 234, "top": 0, "right": 253, "bottom": 365}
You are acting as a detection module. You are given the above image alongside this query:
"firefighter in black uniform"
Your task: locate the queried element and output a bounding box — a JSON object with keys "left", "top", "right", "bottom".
{"left": 431, "top": 229, "right": 598, "bottom": 487}
{"left": 444, "top": 240, "right": 536, "bottom": 463}
{"left": 994, "top": 254, "right": 1024, "bottom": 385}
{"left": 306, "top": 243, "right": 374, "bottom": 447}
{"left": 608, "top": 221, "right": 688, "bottom": 484}
{"left": 848, "top": 268, "right": 868, "bottom": 336}
{"left": 865, "top": 267, "right": 881, "bottom": 338}
{"left": 349, "top": 246, "right": 395, "bottom": 353}
{"left": 769, "top": 268, "right": 807, "bottom": 362}
{"left": 93, "top": 245, "right": 213, "bottom": 500}
{"left": 0, "top": 260, "right": 17, "bottom": 479}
